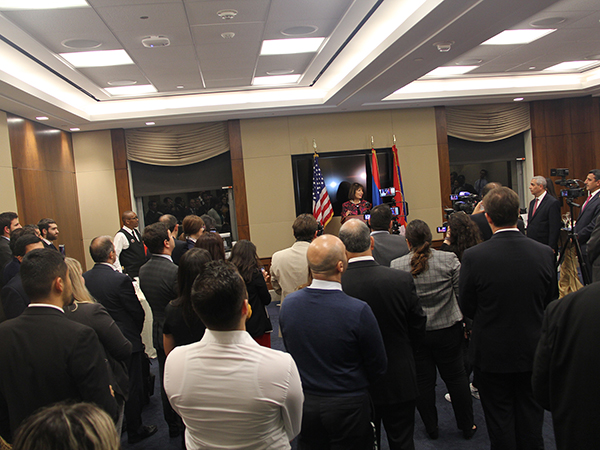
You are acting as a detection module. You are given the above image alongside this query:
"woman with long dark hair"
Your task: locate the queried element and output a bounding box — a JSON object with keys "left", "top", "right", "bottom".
{"left": 228, "top": 240, "right": 273, "bottom": 347}
{"left": 391, "top": 220, "right": 476, "bottom": 440}
{"left": 440, "top": 211, "right": 482, "bottom": 261}
{"left": 163, "top": 248, "right": 212, "bottom": 355}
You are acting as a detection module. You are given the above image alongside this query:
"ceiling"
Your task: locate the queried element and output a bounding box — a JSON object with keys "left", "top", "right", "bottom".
{"left": 0, "top": 0, "right": 599, "bottom": 131}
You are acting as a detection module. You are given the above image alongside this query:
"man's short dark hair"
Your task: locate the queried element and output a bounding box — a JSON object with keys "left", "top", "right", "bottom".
{"left": 589, "top": 169, "right": 600, "bottom": 181}
{"left": 159, "top": 214, "right": 177, "bottom": 233}
{"left": 0, "top": 212, "right": 18, "bottom": 235}
{"left": 142, "top": 222, "right": 169, "bottom": 254}
{"left": 21, "top": 249, "right": 67, "bottom": 301}
{"left": 191, "top": 260, "right": 246, "bottom": 330}
{"left": 292, "top": 214, "right": 318, "bottom": 242}
{"left": 339, "top": 220, "right": 371, "bottom": 253}
{"left": 37, "top": 218, "right": 56, "bottom": 234}
{"left": 369, "top": 204, "right": 392, "bottom": 231}
{"left": 14, "top": 235, "right": 42, "bottom": 258}
{"left": 481, "top": 182, "right": 502, "bottom": 199}
{"left": 89, "top": 236, "right": 114, "bottom": 263}
{"left": 483, "top": 187, "right": 520, "bottom": 227}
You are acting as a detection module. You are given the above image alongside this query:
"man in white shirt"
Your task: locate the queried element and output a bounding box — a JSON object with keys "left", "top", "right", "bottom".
{"left": 113, "top": 211, "right": 147, "bottom": 278}
{"left": 165, "top": 260, "right": 303, "bottom": 450}
{"left": 270, "top": 214, "right": 318, "bottom": 303}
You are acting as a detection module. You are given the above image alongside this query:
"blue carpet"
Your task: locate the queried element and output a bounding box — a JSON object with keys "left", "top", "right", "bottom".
{"left": 122, "top": 301, "right": 557, "bottom": 449}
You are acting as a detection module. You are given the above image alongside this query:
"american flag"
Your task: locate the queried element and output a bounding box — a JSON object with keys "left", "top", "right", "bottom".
{"left": 312, "top": 155, "right": 333, "bottom": 227}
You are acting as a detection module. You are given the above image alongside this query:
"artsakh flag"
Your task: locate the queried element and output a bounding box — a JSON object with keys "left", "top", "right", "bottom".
{"left": 312, "top": 155, "right": 333, "bottom": 227}
{"left": 392, "top": 144, "right": 407, "bottom": 226}
{"left": 371, "top": 148, "right": 382, "bottom": 206}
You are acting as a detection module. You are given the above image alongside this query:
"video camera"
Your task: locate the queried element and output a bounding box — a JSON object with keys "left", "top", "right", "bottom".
{"left": 437, "top": 208, "right": 455, "bottom": 233}
{"left": 551, "top": 168, "right": 585, "bottom": 200}
{"left": 450, "top": 191, "right": 479, "bottom": 214}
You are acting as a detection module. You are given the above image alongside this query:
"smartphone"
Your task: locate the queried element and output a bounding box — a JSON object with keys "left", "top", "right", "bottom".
{"left": 437, "top": 226, "right": 447, "bottom": 233}
{"left": 364, "top": 214, "right": 371, "bottom": 220}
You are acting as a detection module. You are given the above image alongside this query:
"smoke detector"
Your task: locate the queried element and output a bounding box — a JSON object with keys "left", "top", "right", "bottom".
{"left": 221, "top": 32, "right": 235, "bottom": 39}
{"left": 142, "top": 36, "right": 170, "bottom": 48}
{"left": 217, "top": 9, "right": 237, "bottom": 20}
{"left": 434, "top": 41, "right": 454, "bottom": 52}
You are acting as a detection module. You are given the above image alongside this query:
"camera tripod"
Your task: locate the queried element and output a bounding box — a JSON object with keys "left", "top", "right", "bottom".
{"left": 556, "top": 200, "right": 590, "bottom": 286}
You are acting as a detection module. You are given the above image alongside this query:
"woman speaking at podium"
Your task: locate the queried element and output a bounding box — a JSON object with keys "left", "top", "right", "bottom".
{"left": 341, "top": 182, "right": 372, "bottom": 221}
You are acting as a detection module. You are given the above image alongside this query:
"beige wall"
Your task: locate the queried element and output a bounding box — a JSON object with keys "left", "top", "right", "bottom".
{"left": 0, "top": 112, "right": 18, "bottom": 213}
{"left": 240, "top": 108, "right": 442, "bottom": 258}
{"left": 72, "top": 131, "right": 121, "bottom": 270}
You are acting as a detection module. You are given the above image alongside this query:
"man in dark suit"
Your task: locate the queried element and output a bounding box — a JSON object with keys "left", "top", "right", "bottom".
{"left": 459, "top": 187, "right": 556, "bottom": 450}
{"left": 527, "top": 176, "right": 562, "bottom": 252}
{"left": 0, "top": 236, "right": 44, "bottom": 321}
{"left": 339, "top": 219, "right": 426, "bottom": 450}
{"left": 159, "top": 214, "right": 187, "bottom": 265}
{"left": 84, "top": 235, "right": 157, "bottom": 444}
{"left": 574, "top": 169, "right": 600, "bottom": 276}
{"left": 37, "top": 218, "right": 59, "bottom": 251}
{"left": 369, "top": 204, "right": 409, "bottom": 267}
{"left": 0, "top": 212, "right": 21, "bottom": 285}
{"left": 470, "top": 182, "right": 525, "bottom": 240}
{"left": 0, "top": 249, "right": 117, "bottom": 443}
{"left": 532, "top": 281, "right": 600, "bottom": 450}
{"left": 139, "top": 222, "right": 180, "bottom": 436}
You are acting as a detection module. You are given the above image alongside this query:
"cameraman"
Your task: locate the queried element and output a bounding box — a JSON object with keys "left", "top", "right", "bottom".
{"left": 369, "top": 205, "right": 409, "bottom": 267}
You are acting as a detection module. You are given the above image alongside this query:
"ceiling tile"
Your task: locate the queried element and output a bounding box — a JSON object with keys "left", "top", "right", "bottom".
{"left": 78, "top": 66, "right": 149, "bottom": 87}
{"left": 185, "top": 0, "right": 270, "bottom": 26}
{"left": 266, "top": 0, "right": 352, "bottom": 21}
{"left": 263, "top": 18, "right": 338, "bottom": 40}
{"left": 95, "top": 2, "right": 188, "bottom": 31}
{"left": 204, "top": 78, "right": 253, "bottom": 88}
{"left": 191, "top": 22, "right": 265, "bottom": 45}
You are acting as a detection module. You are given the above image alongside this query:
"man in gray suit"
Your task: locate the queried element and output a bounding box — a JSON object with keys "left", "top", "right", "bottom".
{"left": 369, "top": 205, "right": 409, "bottom": 267}
{"left": 139, "top": 222, "right": 181, "bottom": 436}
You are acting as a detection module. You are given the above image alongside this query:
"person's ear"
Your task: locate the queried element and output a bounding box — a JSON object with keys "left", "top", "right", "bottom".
{"left": 54, "top": 276, "right": 65, "bottom": 294}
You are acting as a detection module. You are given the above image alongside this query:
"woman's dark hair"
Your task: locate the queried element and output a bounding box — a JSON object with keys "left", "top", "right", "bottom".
{"left": 228, "top": 240, "right": 261, "bottom": 284}
{"left": 173, "top": 248, "right": 212, "bottom": 326}
{"left": 405, "top": 219, "right": 432, "bottom": 277}
{"left": 447, "top": 212, "right": 482, "bottom": 261}
{"left": 195, "top": 232, "right": 225, "bottom": 260}
{"left": 348, "top": 183, "right": 365, "bottom": 201}
{"left": 182, "top": 215, "right": 205, "bottom": 237}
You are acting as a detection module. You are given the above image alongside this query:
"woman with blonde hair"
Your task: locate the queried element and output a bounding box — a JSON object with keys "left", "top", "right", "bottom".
{"left": 63, "top": 257, "right": 131, "bottom": 436}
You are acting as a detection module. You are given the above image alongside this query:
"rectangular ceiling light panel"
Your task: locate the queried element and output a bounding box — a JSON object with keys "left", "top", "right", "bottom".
{"left": 253, "top": 75, "right": 301, "bottom": 86}
{"left": 260, "top": 38, "right": 325, "bottom": 55}
{"left": 0, "top": 0, "right": 88, "bottom": 9}
{"left": 60, "top": 49, "right": 133, "bottom": 68}
{"left": 105, "top": 85, "right": 157, "bottom": 96}
{"left": 425, "top": 66, "right": 478, "bottom": 77}
{"left": 481, "top": 29, "right": 556, "bottom": 46}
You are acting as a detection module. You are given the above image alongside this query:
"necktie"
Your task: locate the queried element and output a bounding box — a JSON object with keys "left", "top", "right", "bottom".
{"left": 582, "top": 195, "right": 591, "bottom": 211}
{"left": 531, "top": 198, "right": 538, "bottom": 216}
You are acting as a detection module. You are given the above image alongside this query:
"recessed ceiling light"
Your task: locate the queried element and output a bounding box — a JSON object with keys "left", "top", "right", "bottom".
{"left": 70, "top": 127, "right": 80, "bottom": 131}
{"left": 425, "top": 66, "right": 478, "bottom": 77}
{"left": 260, "top": 38, "right": 325, "bottom": 55}
{"left": 514, "top": 97, "right": 524, "bottom": 101}
{"left": 105, "top": 85, "right": 157, "bottom": 96}
{"left": 107, "top": 80, "right": 137, "bottom": 86}
{"left": 530, "top": 17, "right": 566, "bottom": 28}
{"left": 176, "top": 85, "right": 184, "bottom": 89}
{"left": 281, "top": 26, "right": 318, "bottom": 37}
{"left": 221, "top": 32, "right": 235, "bottom": 39}
{"left": 544, "top": 60, "right": 600, "bottom": 72}
{"left": 253, "top": 74, "right": 301, "bottom": 86}
{"left": 529, "top": 66, "right": 536, "bottom": 70}
{"left": 36, "top": 116, "right": 48, "bottom": 120}
{"left": 60, "top": 49, "right": 133, "bottom": 68}
{"left": 481, "top": 29, "right": 556, "bottom": 45}
{"left": 266, "top": 69, "right": 295, "bottom": 76}
{"left": 61, "top": 39, "right": 101, "bottom": 50}
{"left": 146, "top": 122, "right": 155, "bottom": 126}
{"left": 0, "top": 0, "right": 88, "bottom": 9}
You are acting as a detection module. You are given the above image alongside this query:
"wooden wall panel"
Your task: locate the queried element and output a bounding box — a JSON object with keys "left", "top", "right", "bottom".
{"left": 228, "top": 120, "right": 250, "bottom": 241}
{"left": 7, "top": 114, "right": 86, "bottom": 265}
{"left": 435, "top": 106, "right": 452, "bottom": 216}
{"left": 111, "top": 129, "right": 132, "bottom": 220}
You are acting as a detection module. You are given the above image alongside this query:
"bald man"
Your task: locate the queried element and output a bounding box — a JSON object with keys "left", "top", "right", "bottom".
{"left": 114, "top": 211, "right": 147, "bottom": 279}
{"left": 280, "top": 234, "right": 387, "bottom": 450}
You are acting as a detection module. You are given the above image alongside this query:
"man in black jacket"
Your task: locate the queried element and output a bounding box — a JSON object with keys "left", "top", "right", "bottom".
{"left": 84, "top": 235, "right": 156, "bottom": 444}
{"left": 340, "top": 219, "right": 426, "bottom": 450}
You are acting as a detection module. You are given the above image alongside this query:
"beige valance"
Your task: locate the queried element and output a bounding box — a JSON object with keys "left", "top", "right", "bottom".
{"left": 446, "top": 103, "right": 530, "bottom": 142}
{"left": 125, "top": 122, "right": 229, "bottom": 166}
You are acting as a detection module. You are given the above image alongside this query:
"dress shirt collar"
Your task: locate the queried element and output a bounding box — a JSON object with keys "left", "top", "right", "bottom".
{"left": 348, "top": 256, "right": 375, "bottom": 263}
{"left": 152, "top": 253, "right": 173, "bottom": 262}
{"left": 28, "top": 303, "right": 64, "bottom": 313}
{"left": 308, "top": 279, "right": 343, "bottom": 291}
{"left": 41, "top": 237, "right": 52, "bottom": 246}
{"left": 535, "top": 190, "right": 547, "bottom": 202}
{"left": 1, "top": 235, "right": 8, "bottom": 242}
{"left": 493, "top": 227, "right": 520, "bottom": 234}
{"left": 292, "top": 240, "right": 311, "bottom": 249}
{"left": 589, "top": 188, "right": 600, "bottom": 199}
{"left": 370, "top": 231, "right": 388, "bottom": 236}
{"left": 202, "top": 329, "right": 256, "bottom": 345}
{"left": 99, "top": 262, "right": 116, "bottom": 270}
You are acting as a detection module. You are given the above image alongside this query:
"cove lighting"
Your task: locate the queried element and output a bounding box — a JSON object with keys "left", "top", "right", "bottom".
{"left": 425, "top": 66, "right": 478, "bottom": 77}
{"left": 70, "top": 127, "right": 80, "bottom": 131}
{"left": 253, "top": 75, "right": 301, "bottom": 86}
{"left": 544, "top": 61, "right": 600, "bottom": 72}
{"left": 513, "top": 97, "right": 524, "bottom": 101}
{"left": 36, "top": 116, "right": 48, "bottom": 120}
{"left": 0, "top": 0, "right": 88, "bottom": 9}
{"left": 60, "top": 49, "right": 133, "bottom": 68}
{"left": 481, "top": 29, "right": 555, "bottom": 45}
{"left": 260, "top": 38, "right": 325, "bottom": 55}
{"left": 105, "top": 85, "right": 157, "bottom": 96}
{"left": 146, "top": 122, "right": 155, "bottom": 126}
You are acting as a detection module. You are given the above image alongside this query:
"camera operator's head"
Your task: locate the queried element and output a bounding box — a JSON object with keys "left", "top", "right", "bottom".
{"left": 585, "top": 170, "right": 600, "bottom": 194}
{"left": 370, "top": 205, "right": 393, "bottom": 232}
{"left": 480, "top": 182, "right": 502, "bottom": 199}
{"left": 483, "top": 187, "right": 520, "bottom": 229}
{"left": 529, "top": 176, "right": 547, "bottom": 198}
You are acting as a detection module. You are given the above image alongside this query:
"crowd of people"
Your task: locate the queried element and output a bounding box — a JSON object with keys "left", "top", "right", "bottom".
{"left": 1, "top": 172, "right": 600, "bottom": 450}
